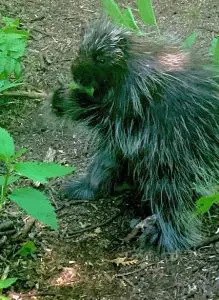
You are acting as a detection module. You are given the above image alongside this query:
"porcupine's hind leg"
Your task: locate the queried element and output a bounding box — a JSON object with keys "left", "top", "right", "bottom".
{"left": 139, "top": 175, "right": 202, "bottom": 252}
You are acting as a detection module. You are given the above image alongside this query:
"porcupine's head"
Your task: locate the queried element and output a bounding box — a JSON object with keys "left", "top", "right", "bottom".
{"left": 51, "top": 18, "right": 134, "bottom": 125}
{"left": 72, "top": 17, "right": 131, "bottom": 92}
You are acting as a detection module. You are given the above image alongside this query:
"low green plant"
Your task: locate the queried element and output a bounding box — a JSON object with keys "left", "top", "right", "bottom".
{"left": 101, "top": 0, "right": 156, "bottom": 33}
{"left": 0, "top": 277, "right": 17, "bottom": 300}
{"left": 18, "top": 241, "right": 37, "bottom": 257}
{"left": 0, "top": 17, "right": 28, "bottom": 97}
{"left": 0, "top": 127, "right": 75, "bottom": 230}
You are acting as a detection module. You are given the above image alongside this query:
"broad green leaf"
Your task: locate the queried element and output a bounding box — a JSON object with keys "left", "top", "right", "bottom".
{"left": 18, "top": 241, "right": 37, "bottom": 257}
{"left": 0, "top": 127, "right": 15, "bottom": 159}
{"left": 0, "top": 278, "right": 17, "bottom": 289}
{"left": 9, "top": 187, "right": 58, "bottom": 230}
{"left": 196, "top": 193, "right": 219, "bottom": 214}
{"left": 15, "top": 162, "right": 76, "bottom": 183}
{"left": 101, "top": 0, "right": 124, "bottom": 24}
{"left": 0, "top": 176, "right": 19, "bottom": 186}
{"left": 123, "top": 7, "right": 140, "bottom": 31}
{"left": 181, "top": 32, "right": 198, "bottom": 49}
{"left": 137, "top": 0, "right": 157, "bottom": 25}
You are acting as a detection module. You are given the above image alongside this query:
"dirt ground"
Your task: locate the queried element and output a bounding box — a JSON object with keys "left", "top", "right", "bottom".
{"left": 1, "top": 0, "right": 219, "bottom": 299}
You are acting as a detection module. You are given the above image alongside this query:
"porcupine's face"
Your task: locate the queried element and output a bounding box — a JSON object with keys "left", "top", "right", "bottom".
{"left": 71, "top": 19, "right": 130, "bottom": 102}
{"left": 51, "top": 19, "right": 131, "bottom": 125}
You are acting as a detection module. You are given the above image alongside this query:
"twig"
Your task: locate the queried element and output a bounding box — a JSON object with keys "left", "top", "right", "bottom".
{"left": 31, "top": 27, "right": 53, "bottom": 37}
{"left": 0, "top": 236, "right": 7, "bottom": 247}
{"left": 30, "top": 15, "right": 45, "bottom": 23}
{"left": 0, "top": 90, "right": 47, "bottom": 99}
{"left": 0, "top": 221, "right": 14, "bottom": 231}
{"left": 66, "top": 212, "right": 121, "bottom": 238}
{"left": 115, "top": 263, "right": 155, "bottom": 278}
{"left": 1, "top": 265, "right": 9, "bottom": 280}
{"left": 0, "top": 229, "right": 15, "bottom": 237}
{"left": 12, "top": 218, "right": 35, "bottom": 241}
{"left": 120, "top": 276, "right": 134, "bottom": 287}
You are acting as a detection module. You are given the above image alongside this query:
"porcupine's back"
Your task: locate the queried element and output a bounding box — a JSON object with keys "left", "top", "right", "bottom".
{"left": 86, "top": 20, "right": 219, "bottom": 187}
{"left": 73, "top": 17, "right": 219, "bottom": 190}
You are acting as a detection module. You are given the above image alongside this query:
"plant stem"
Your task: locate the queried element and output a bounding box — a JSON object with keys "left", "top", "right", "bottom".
{"left": 0, "top": 164, "right": 10, "bottom": 209}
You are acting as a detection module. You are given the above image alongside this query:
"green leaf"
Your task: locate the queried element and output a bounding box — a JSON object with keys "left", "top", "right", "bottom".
{"left": 0, "top": 127, "right": 15, "bottom": 159}
{"left": 212, "top": 37, "right": 219, "bottom": 65}
{"left": 0, "top": 296, "right": 10, "bottom": 300}
{"left": 196, "top": 193, "right": 219, "bottom": 214}
{"left": 101, "top": 0, "right": 124, "bottom": 24}
{"left": 181, "top": 32, "right": 198, "bottom": 49}
{"left": 0, "top": 56, "right": 7, "bottom": 75}
{"left": 0, "top": 278, "right": 17, "bottom": 289}
{"left": 4, "top": 57, "right": 16, "bottom": 77}
{"left": 0, "top": 176, "right": 19, "bottom": 186}
{"left": 12, "top": 148, "right": 27, "bottom": 160}
{"left": 9, "top": 187, "right": 58, "bottom": 230}
{"left": 18, "top": 241, "right": 37, "bottom": 257}
{"left": 209, "top": 37, "right": 217, "bottom": 56}
{"left": 123, "top": 7, "right": 140, "bottom": 31}
{"left": 14, "top": 61, "right": 21, "bottom": 79}
{"left": 69, "top": 81, "right": 94, "bottom": 96}
{"left": 137, "top": 0, "right": 157, "bottom": 25}
{"left": 0, "top": 80, "right": 22, "bottom": 92}
{"left": 2, "top": 17, "right": 20, "bottom": 28}
{"left": 14, "top": 162, "right": 76, "bottom": 183}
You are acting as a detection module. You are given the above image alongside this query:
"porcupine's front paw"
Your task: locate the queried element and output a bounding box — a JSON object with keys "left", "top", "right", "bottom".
{"left": 51, "top": 86, "right": 69, "bottom": 115}
{"left": 63, "top": 177, "right": 96, "bottom": 200}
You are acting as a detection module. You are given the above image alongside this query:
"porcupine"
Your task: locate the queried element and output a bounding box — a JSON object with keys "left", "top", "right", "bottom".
{"left": 51, "top": 17, "right": 219, "bottom": 252}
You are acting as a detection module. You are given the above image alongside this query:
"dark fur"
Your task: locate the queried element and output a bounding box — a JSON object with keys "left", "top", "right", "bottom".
{"left": 52, "top": 18, "right": 219, "bottom": 252}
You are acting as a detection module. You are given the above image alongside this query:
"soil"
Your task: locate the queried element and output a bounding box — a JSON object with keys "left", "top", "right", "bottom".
{"left": 1, "top": 0, "right": 219, "bottom": 299}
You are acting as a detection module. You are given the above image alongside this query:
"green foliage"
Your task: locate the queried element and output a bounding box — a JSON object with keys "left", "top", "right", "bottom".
{"left": 0, "top": 127, "right": 15, "bottom": 159}
{"left": 0, "top": 126, "right": 76, "bottom": 229}
{"left": 0, "top": 278, "right": 17, "bottom": 289}
{"left": 18, "top": 241, "right": 37, "bottom": 257}
{"left": 9, "top": 188, "right": 58, "bottom": 230}
{"left": 69, "top": 81, "right": 94, "bottom": 97}
{"left": 209, "top": 37, "right": 219, "bottom": 65}
{"left": 101, "top": 0, "right": 157, "bottom": 32}
{"left": 0, "top": 16, "right": 28, "bottom": 94}
{"left": 137, "top": 0, "right": 157, "bottom": 25}
{"left": 0, "top": 277, "right": 17, "bottom": 299}
{"left": 196, "top": 194, "right": 219, "bottom": 214}
{"left": 15, "top": 162, "right": 75, "bottom": 184}
{"left": 181, "top": 32, "right": 198, "bottom": 49}
{"left": 101, "top": 0, "right": 124, "bottom": 24}
{"left": 122, "top": 8, "right": 140, "bottom": 32}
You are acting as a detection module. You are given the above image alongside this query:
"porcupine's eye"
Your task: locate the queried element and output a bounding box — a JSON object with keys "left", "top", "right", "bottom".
{"left": 93, "top": 54, "right": 105, "bottom": 64}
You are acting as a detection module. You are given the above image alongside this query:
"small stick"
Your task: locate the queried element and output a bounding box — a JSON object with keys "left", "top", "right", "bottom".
{"left": 0, "top": 90, "right": 47, "bottom": 99}
{"left": 115, "top": 263, "right": 155, "bottom": 277}
{"left": 13, "top": 218, "right": 35, "bottom": 241}
{"left": 66, "top": 212, "right": 121, "bottom": 238}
